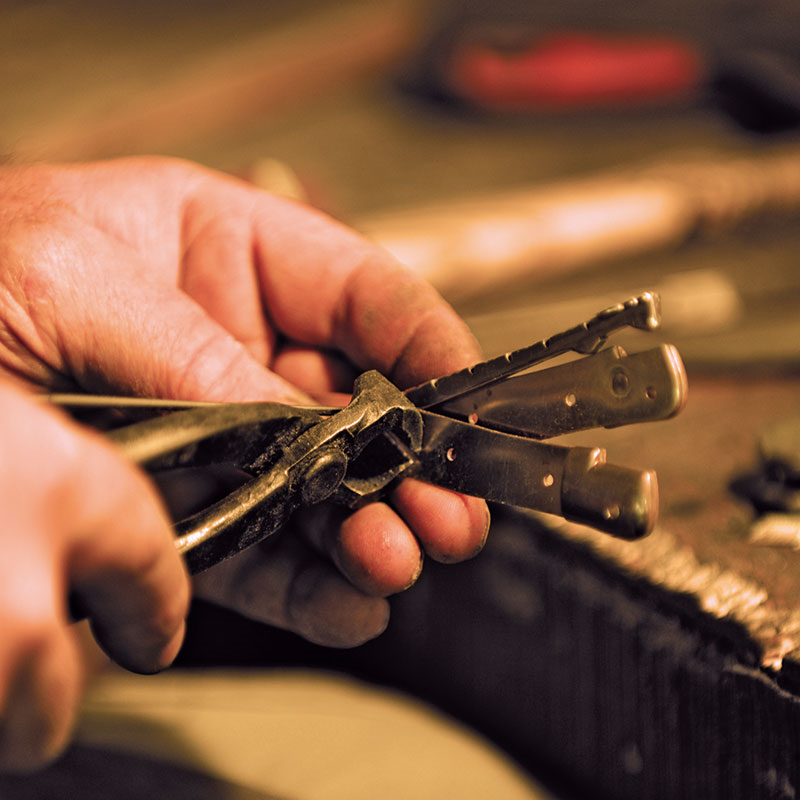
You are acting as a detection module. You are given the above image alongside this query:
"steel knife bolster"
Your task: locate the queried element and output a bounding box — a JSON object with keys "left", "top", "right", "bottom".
{"left": 417, "top": 412, "right": 658, "bottom": 539}
{"left": 434, "top": 344, "right": 687, "bottom": 439}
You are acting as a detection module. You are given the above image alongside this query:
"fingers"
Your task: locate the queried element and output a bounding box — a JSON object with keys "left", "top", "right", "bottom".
{"left": 333, "top": 257, "right": 483, "bottom": 388}
{"left": 178, "top": 164, "right": 484, "bottom": 389}
{"left": 270, "top": 344, "right": 357, "bottom": 399}
{"left": 237, "top": 187, "right": 483, "bottom": 386}
{"left": 295, "top": 487, "right": 489, "bottom": 597}
{"left": 77, "top": 269, "right": 307, "bottom": 404}
{"left": 50, "top": 420, "right": 190, "bottom": 675}
{"left": 194, "top": 481, "right": 489, "bottom": 641}
{"left": 391, "top": 480, "right": 490, "bottom": 563}
{"left": 179, "top": 200, "right": 276, "bottom": 367}
{"left": 3, "top": 158, "right": 480, "bottom": 400}
{"left": 9, "top": 211, "right": 309, "bottom": 404}
{"left": 0, "top": 382, "right": 191, "bottom": 770}
{"left": 0, "top": 544, "right": 82, "bottom": 772}
{"left": 193, "top": 534, "right": 390, "bottom": 648}
{"left": 0, "top": 633, "right": 82, "bottom": 773}
{"left": 298, "top": 504, "right": 424, "bottom": 597}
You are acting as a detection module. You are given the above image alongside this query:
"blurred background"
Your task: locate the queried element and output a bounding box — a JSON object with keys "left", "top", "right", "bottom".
{"left": 5, "top": 1, "right": 800, "bottom": 798}
{"left": 6, "top": 0, "right": 800, "bottom": 362}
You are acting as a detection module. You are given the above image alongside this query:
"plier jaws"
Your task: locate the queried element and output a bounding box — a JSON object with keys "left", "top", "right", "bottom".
{"left": 105, "top": 371, "right": 422, "bottom": 574}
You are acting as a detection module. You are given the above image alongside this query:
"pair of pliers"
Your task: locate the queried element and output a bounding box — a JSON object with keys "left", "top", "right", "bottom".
{"left": 51, "top": 292, "right": 686, "bottom": 574}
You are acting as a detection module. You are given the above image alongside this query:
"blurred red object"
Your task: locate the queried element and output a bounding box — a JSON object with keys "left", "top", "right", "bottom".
{"left": 445, "top": 33, "right": 705, "bottom": 110}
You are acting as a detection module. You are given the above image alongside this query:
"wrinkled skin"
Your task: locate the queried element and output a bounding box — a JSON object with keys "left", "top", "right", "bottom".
{"left": 0, "top": 157, "right": 489, "bottom": 771}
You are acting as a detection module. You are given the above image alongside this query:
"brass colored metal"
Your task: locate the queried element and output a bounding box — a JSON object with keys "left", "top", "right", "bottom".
{"left": 435, "top": 344, "right": 687, "bottom": 439}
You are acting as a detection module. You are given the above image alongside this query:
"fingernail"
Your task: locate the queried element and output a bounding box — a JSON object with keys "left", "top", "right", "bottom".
{"left": 402, "top": 551, "right": 425, "bottom": 592}
{"left": 472, "top": 504, "right": 492, "bottom": 558}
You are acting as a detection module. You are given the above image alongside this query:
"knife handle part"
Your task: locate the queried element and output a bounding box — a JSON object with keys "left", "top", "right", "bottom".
{"left": 406, "top": 292, "right": 660, "bottom": 409}
{"left": 435, "top": 344, "right": 687, "bottom": 439}
{"left": 561, "top": 446, "right": 658, "bottom": 539}
{"left": 418, "top": 414, "right": 658, "bottom": 538}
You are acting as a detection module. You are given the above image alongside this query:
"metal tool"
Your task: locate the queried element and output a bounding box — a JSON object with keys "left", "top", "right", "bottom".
{"left": 51, "top": 291, "right": 686, "bottom": 574}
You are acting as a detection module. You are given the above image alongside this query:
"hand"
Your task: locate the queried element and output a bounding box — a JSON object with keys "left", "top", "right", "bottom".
{"left": 0, "top": 377, "right": 189, "bottom": 770}
{"left": 0, "top": 157, "right": 489, "bottom": 651}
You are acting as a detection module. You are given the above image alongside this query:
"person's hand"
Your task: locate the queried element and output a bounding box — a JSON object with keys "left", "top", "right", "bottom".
{"left": 0, "top": 377, "right": 189, "bottom": 770}
{"left": 0, "top": 157, "right": 489, "bottom": 652}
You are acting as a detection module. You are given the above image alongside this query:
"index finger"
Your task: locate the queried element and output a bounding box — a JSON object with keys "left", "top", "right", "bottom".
{"left": 247, "top": 192, "right": 482, "bottom": 386}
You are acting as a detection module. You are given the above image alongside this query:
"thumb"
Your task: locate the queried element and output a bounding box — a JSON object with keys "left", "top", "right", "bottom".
{"left": 14, "top": 213, "right": 309, "bottom": 405}
{"left": 66, "top": 269, "right": 310, "bottom": 405}
{"left": 97, "top": 285, "right": 309, "bottom": 403}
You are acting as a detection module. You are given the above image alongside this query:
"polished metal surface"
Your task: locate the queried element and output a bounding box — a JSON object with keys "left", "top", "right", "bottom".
{"left": 436, "top": 343, "right": 687, "bottom": 438}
